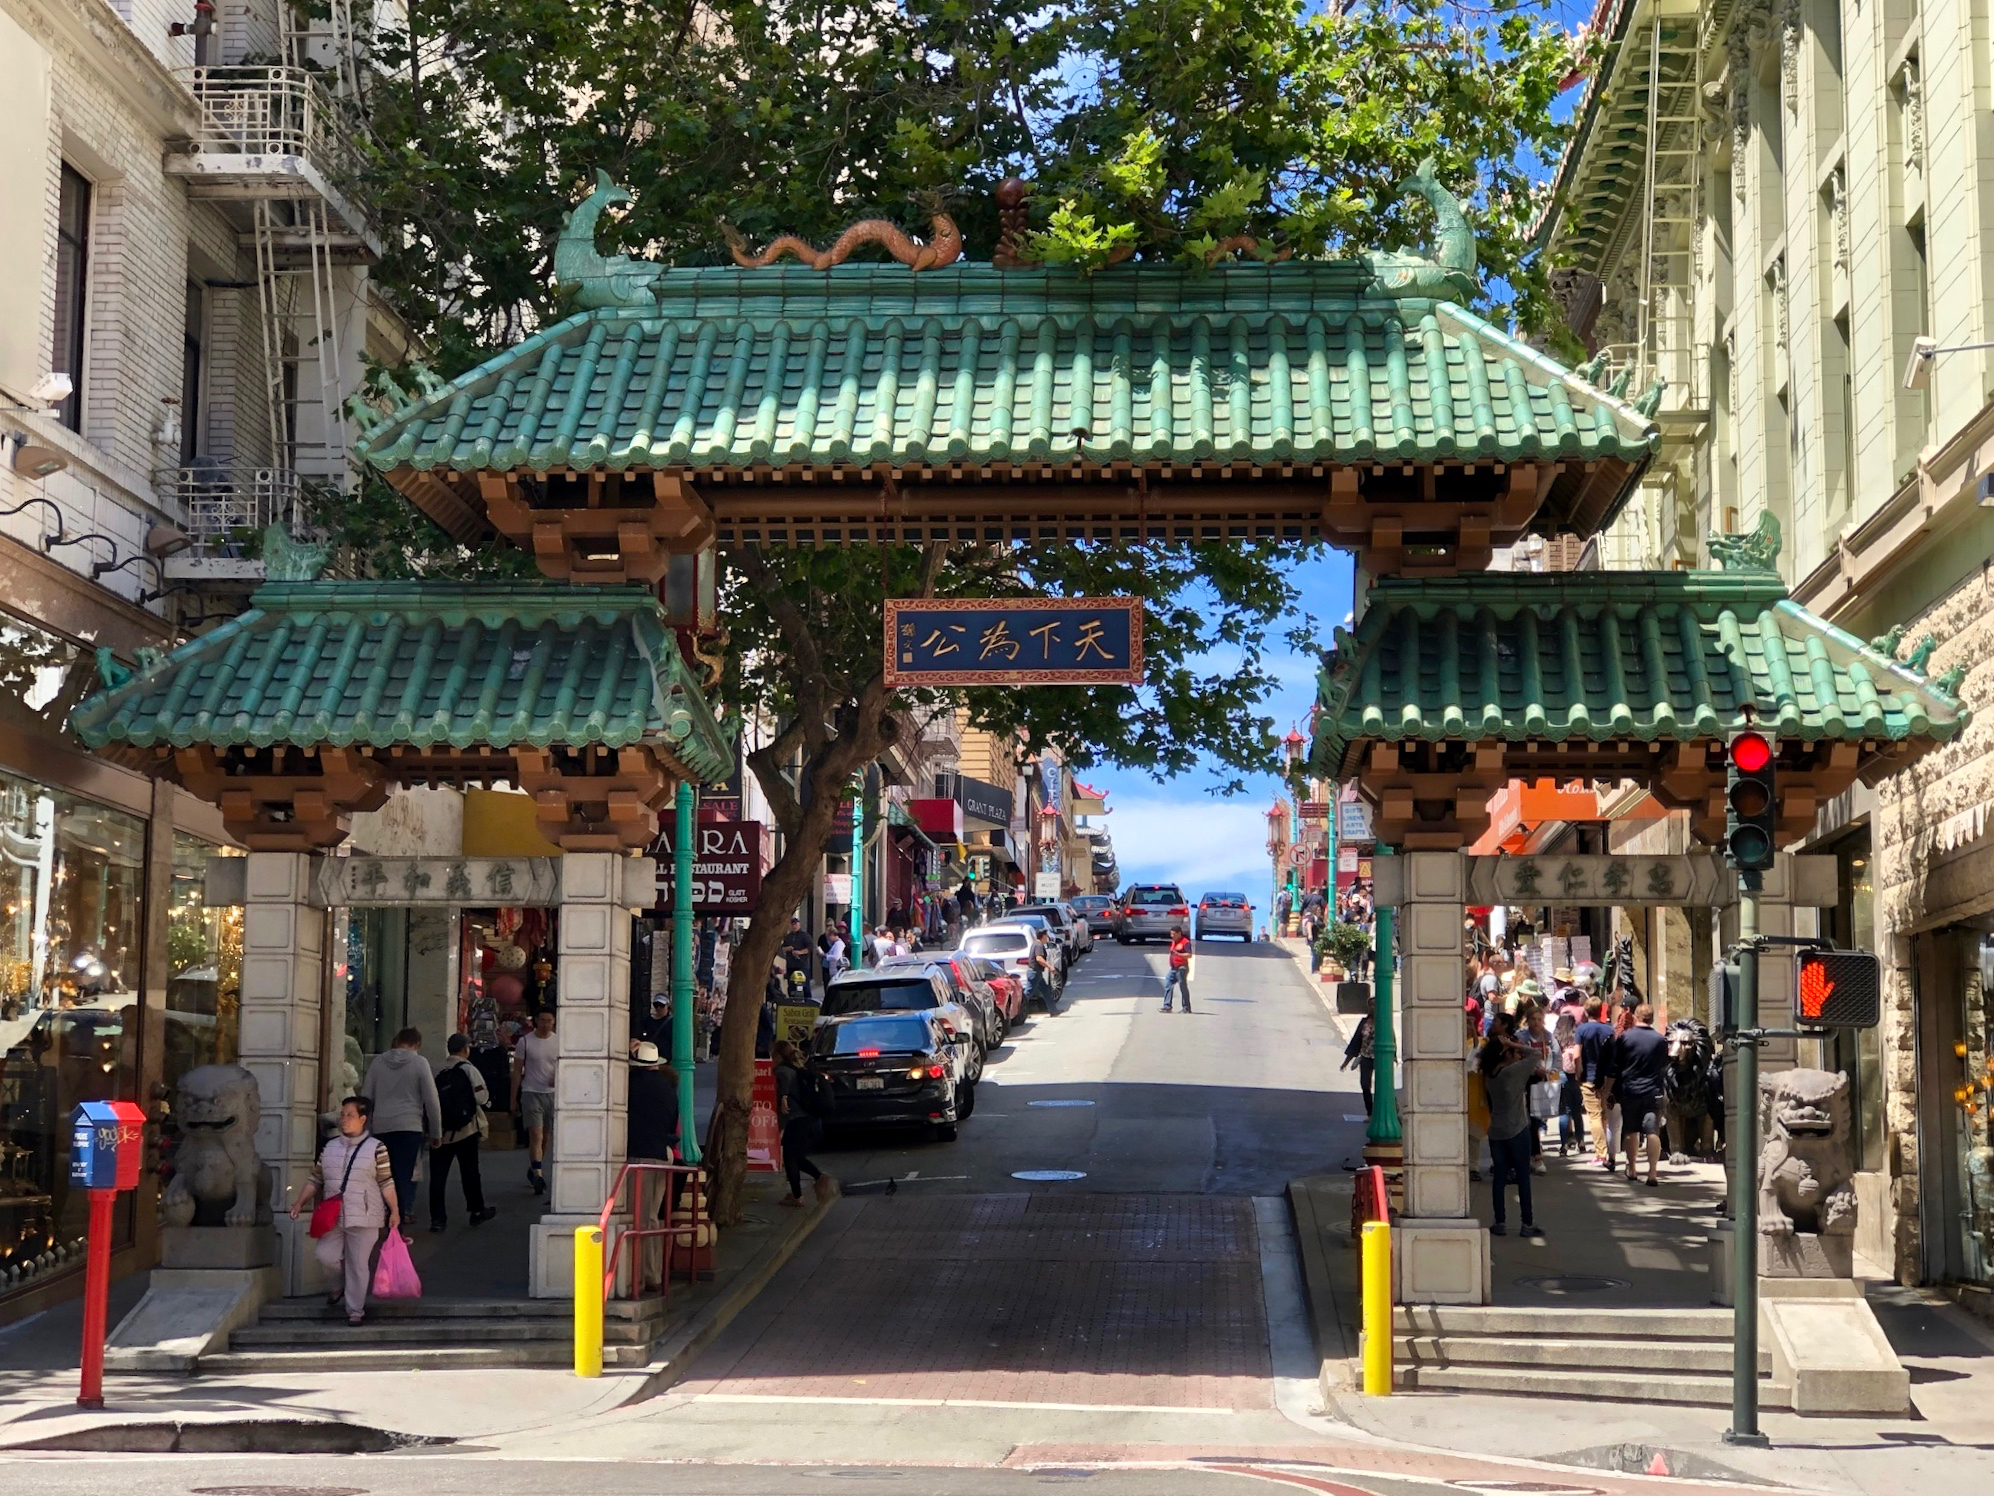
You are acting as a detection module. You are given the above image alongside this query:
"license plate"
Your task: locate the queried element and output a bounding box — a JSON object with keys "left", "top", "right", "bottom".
{"left": 855, "top": 1077, "right": 884, "bottom": 1090}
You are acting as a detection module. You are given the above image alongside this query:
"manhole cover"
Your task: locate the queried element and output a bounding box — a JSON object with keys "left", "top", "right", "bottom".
{"left": 1511, "top": 1275, "right": 1630, "bottom": 1295}
{"left": 1028, "top": 1099, "right": 1096, "bottom": 1108}
{"left": 1012, "top": 1169, "right": 1087, "bottom": 1181}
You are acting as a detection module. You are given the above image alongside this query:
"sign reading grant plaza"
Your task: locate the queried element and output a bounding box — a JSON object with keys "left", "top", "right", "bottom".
{"left": 653, "top": 821, "right": 765, "bottom": 915}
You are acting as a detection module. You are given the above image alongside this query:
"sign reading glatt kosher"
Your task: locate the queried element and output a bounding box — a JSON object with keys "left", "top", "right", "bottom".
{"left": 653, "top": 820, "right": 765, "bottom": 915}
{"left": 884, "top": 598, "right": 1143, "bottom": 687}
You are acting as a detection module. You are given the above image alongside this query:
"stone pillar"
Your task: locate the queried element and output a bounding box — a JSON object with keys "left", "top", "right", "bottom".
{"left": 1393, "top": 852, "right": 1490, "bottom": 1304}
{"left": 529, "top": 852, "right": 634, "bottom": 1297}
{"left": 236, "top": 852, "right": 328, "bottom": 1297}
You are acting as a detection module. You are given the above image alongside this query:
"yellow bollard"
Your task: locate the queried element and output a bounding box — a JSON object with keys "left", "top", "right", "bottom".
{"left": 1360, "top": 1218, "right": 1393, "bottom": 1396}
{"left": 574, "top": 1225, "right": 604, "bottom": 1378}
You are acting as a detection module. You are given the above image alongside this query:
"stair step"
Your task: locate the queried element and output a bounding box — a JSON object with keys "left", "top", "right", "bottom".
{"left": 1395, "top": 1363, "right": 1781, "bottom": 1407}
{"left": 231, "top": 1320, "right": 571, "bottom": 1348}
{"left": 1396, "top": 1334, "right": 1769, "bottom": 1375}
{"left": 198, "top": 1342, "right": 652, "bottom": 1374}
{"left": 259, "top": 1298, "right": 571, "bottom": 1321}
{"left": 1394, "top": 1305, "right": 1733, "bottom": 1340}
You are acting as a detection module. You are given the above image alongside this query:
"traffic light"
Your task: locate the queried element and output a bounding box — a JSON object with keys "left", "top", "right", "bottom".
{"left": 1794, "top": 948, "right": 1882, "bottom": 1029}
{"left": 1725, "top": 730, "right": 1778, "bottom": 872}
{"left": 1709, "top": 958, "right": 1741, "bottom": 1032}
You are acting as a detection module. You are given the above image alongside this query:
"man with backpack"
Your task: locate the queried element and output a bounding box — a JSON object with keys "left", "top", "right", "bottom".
{"left": 771, "top": 1039, "right": 836, "bottom": 1207}
{"left": 430, "top": 1033, "right": 494, "bottom": 1232}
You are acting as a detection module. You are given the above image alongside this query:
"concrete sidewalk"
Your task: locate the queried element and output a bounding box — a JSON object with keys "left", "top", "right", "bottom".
{"left": 0, "top": 1178, "right": 831, "bottom": 1451}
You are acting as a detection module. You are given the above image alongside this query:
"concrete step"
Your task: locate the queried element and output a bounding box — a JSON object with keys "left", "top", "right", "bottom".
{"left": 198, "top": 1341, "right": 652, "bottom": 1374}
{"left": 1397, "top": 1334, "right": 1770, "bottom": 1376}
{"left": 1395, "top": 1362, "right": 1785, "bottom": 1407}
{"left": 1394, "top": 1304, "right": 1734, "bottom": 1339}
{"left": 260, "top": 1296, "right": 569, "bottom": 1320}
{"left": 231, "top": 1319, "right": 570, "bottom": 1348}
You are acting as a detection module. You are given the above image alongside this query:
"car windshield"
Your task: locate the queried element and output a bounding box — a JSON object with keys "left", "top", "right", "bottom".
{"left": 1015, "top": 905, "right": 1066, "bottom": 923}
{"left": 962, "top": 957, "right": 1008, "bottom": 982}
{"left": 1006, "top": 914, "right": 1051, "bottom": 933}
{"left": 1072, "top": 897, "right": 1110, "bottom": 911}
{"left": 1202, "top": 892, "right": 1246, "bottom": 905}
{"left": 822, "top": 979, "right": 939, "bottom": 1014}
{"left": 962, "top": 931, "right": 1030, "bottom": 957}
{"left": 815, "top": 1018, "right": 932, "bottom": 1056}
{"left": 1128, "top": 887, "right": 1182, "bottom": 906}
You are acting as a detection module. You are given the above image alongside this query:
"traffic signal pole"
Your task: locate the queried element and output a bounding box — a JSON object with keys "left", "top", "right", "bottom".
{"left": 1726, "top": 867, "right": 1767, "bottom": 1447}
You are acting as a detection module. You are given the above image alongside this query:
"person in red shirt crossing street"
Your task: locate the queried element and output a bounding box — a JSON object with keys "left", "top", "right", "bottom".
{"left": 1163, "top": 924, "right": 1193, "bottom": 1013}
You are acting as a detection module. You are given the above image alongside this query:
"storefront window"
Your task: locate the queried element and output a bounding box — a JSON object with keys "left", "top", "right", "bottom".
{"left": 1822, "top": 829, "right": 1884, "bottom": 1173}
{"left": 0, "top": 614, "right": 97, "bottom": 741}
{"left": 1954, "top": 948, "right": 1994, "bottom": 1283}
{"left": 0, "top": 770, "right": 144, "bottom": 1295}
{"left": 163, "top": 836, "right": 242, "bottom": 1092}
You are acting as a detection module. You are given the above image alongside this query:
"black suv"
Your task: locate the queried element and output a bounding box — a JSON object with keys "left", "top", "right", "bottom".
{"left": 821, "top": 969, "right": 987, "bottom": 1082}
{"left": 808, "top": 1012, "right": 975, "bottom": 1139}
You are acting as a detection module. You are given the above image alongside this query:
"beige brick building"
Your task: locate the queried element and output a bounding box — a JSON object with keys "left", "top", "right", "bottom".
{"left": 1549, "top": 0, "right": 1994, "bottom": 1289}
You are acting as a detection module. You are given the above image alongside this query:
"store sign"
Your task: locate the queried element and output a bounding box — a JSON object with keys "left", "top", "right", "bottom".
{"left": 952, "top": 774, "right": 1013, "bottom": 827}
{"left": 1367, "top": 854, "right": 1739, "bottom": 909}
{"left": 1338, "top": 801, "right": 1373, "bottom": 842}
{"left": 823, "top": 872, "right": 852, "bottom": 905}
{"left": 1034, "top": 872, "right": 1062, "bottom": 899}
{"left": 654, "top": 821, "right": 765, "bottom": 915}
{"left": 884, "top": 597, "right": 1143, "bottom": 686}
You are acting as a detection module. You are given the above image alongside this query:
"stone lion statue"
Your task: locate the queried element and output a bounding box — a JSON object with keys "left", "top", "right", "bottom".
{"left": 159, "top": 1064, "right": 270, "bottom": 1228}
{"left": 1758, "top": 1068, "right": 1858, "bottom": 1238}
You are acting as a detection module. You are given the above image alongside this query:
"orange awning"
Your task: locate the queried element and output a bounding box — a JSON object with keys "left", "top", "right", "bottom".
{"left": 1468, "top": 779, "right": 1601, "bottom": 855}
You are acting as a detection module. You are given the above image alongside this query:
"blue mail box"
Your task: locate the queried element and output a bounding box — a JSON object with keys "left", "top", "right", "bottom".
{"left": 69, "top": 1102, "right": 126, "bottom": 1190}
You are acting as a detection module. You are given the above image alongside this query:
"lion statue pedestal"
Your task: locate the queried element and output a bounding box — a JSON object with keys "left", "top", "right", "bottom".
{"left": 1758, "top": 1068, "right": 1858, "bottom": 1279}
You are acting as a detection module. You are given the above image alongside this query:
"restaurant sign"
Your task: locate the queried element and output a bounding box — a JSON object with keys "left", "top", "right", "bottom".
{"left": 885, "top": 597, "right": 1143, "bottom": 687}
{"left": 654, "top": 820, "right": 765, "bottom": 915}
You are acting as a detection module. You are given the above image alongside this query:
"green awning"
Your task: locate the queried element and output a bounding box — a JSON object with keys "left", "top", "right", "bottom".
{"left": 72, "top": 579, "right": 735, "bottom": 784}
{"left": 1311, "top": 569, "right": 1968, "bottom": 776}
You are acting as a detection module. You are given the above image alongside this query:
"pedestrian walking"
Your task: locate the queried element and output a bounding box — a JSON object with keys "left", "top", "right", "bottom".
{"left": 289, "top": 1095, "right": 397, "bottom": 1325}
{"left": 1478, "top": 1017, "right": 1546, "bottom": 1239}
{"left": 1162, "top": 923, "right": 1193, "bottom": 1012}
{"left": 634, "top": 993, "right": 673, "bottom": 1055}
{"left": 781, "top": 916, "right": 816, "bottom": 998}
{"left": 1551, "top": 993, "right": 1588, "bottom": 1157}
{"left": 360, "top": 1028, "right": 441, "bottom": 1241}
{"left": 429, "top": 1034, "right": 494, "bottom": 1232}
{"left": 512, "top": 1009, "right": 559, "bottom": 1195}
{"left": 771, "top": 1039, "right": 836, "bottom": 1207}
{"left": 1602, "top": 1003, "right": 1670, "bottom": 1186}
{"left": 1516, "top": 987, "right": 1552, "bottom": 1173}
{"left": 1341, "top": 1003, "right": 1376, "bottom": 1115}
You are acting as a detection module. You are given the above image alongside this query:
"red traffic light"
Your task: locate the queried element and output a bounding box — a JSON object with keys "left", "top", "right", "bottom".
{"left": 1730, "top": 731, "right": 1773, "bottom": 773}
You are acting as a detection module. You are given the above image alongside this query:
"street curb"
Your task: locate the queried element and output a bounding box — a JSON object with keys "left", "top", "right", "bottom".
{"left": 1285, "top": 1174, "right": 1362, "bottom": 1401}
{"left": 629, "top": 1190, "right": 835, "bottom": 1402}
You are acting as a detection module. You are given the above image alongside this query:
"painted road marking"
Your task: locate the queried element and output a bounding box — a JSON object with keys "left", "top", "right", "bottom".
{"left": 689, "top": 1393, "right": 1238, "bottom": 1415}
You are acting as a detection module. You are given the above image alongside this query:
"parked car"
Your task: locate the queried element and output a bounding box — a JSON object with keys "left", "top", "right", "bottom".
{"left": 1196, "top": 891, "right": 1254, "bottom": 941}
{"left": 1015, "top": 902, "right": 1087, "bottom": 960}
{"left": 994, "top": 913, "right": 1068, "bottom": 986}
{"left": 875, "top": 953, "right": 1003, "bottom": 1048}
{"left": 1060, "top": 902, "right": 1094, "bottom": 955}
{"left": 821, "top": 969, "right": 986, "bottom": 1083}
{"left": 959, "top": 922, "right": 1063, "bottom": 1012}
{"left": 807, "top": 1011, "right": 975, "bottom": 1139}
{"left": 958, "top": 954, "right": 1025, "bottom": 1028}
{"left": 1069, "top": 894, "right": 1119, "bottom": 936}
{"left": 1116, "top": 883, "right": 1190, "bottom": 943}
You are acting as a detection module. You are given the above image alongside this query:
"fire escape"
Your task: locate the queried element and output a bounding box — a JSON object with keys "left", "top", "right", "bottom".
{"left": 162, "top": 0, "right": 380, "bottom": 582}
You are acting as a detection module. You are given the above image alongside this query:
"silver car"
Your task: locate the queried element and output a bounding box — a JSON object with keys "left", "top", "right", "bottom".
{"left": 1116, "top": 883, "right": 1189, "bottom": 943}
{"left": 1195, "top": 890, "right": 1254, "bottom": 941}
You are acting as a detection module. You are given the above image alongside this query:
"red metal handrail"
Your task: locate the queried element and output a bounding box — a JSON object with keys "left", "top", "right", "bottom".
{"left": 598, "top": 1159, "right": 708, "bottom": 1305}
{"left": 1350, "top": 1164, "right": 1390, "bottom": 1241}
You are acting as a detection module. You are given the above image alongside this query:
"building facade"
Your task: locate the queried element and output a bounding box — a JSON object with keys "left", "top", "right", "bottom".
{"left": 1548, "top": 0, "right": 1994, "bottom": 1288}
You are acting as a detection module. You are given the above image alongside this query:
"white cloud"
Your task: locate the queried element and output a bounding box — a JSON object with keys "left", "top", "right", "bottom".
{"left": 1103, "top": 794, "right": 1276, "bottom": 899}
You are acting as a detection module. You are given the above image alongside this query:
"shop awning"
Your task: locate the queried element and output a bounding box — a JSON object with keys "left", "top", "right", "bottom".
{"left": 910, "top": 797, "right": 965, "bottom": 841}
{"left": 887, "top": 801, "right": 940, "bottom": 853}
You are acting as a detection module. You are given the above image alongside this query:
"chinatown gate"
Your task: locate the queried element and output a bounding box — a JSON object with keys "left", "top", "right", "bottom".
{"left": 70, "top": 166, "right": 1966, "bottom": 1306}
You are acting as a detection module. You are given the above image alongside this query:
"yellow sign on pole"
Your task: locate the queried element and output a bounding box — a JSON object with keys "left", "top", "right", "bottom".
{"left": 574, "top": 1225, "right": 604, "bottom": 1378}
{"left": 777, "top": 1004, "right": 820, "bottom": 1049}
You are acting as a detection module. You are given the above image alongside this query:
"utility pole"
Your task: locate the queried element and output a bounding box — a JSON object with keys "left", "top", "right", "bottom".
{"left": 1726, "top": 868, "right": 1765, "bottom": 1446}
{"left": 849, "top": 780, "right": 864, "bottom": 966}
{"left": 1366, "top": 845, "right": 1401, "bottom": 1157}
{"left": 670, "top": 782, "right": 700, "bottom": 1161}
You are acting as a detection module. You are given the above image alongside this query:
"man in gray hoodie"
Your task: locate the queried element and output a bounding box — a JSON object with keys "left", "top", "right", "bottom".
{"left": 361, "top": 1028, "right": 442, "bottom": 1242}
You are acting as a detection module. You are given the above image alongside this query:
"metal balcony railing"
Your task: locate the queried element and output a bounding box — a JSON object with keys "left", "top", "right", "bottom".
{"left": 175, "top": 66, "right": 360, "bottom": 182}
{"left": 163, "top": 466, "right": 310, "bottom": 556}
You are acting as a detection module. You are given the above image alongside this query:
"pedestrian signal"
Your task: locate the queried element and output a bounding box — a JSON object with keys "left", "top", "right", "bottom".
{"left": 1725, "top": 730, "right": 1777, "bottom": 872}
{"left": 1793, "top": 948, "right": 1881, "bottom": 1029}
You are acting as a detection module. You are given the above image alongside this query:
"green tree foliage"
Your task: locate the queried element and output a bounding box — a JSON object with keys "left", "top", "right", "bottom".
{"left": 338, "top": 0, "right": 1578, "bottom": 1215}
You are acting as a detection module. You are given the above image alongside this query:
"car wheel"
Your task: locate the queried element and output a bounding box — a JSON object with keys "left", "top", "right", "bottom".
{"left": 957, "top": 1080, "right": 977, "bottom": 1120}
{"left": 933, "top": 1116, "right": 959, "bottom": 1142}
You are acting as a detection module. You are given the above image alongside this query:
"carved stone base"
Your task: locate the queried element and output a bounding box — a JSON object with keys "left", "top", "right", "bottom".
{"left": 160, "top": 1224, "right": 274, "bottom": 1270}
{"left": 1761, "top": 1230, "right": 1855, "bottom": 1279}
{"left": 1394, "top": 1216, "right": 1491, "bottom": 1304}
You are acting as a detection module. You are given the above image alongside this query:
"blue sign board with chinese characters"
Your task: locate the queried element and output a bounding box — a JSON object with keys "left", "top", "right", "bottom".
{"left": 885, "top": 598, "right": 1144, "bottom": 687}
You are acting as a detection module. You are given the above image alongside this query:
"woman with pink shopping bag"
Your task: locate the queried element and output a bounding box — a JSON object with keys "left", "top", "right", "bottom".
{"left": 290, "top": 1096, "right": 401, "bottom": 1325}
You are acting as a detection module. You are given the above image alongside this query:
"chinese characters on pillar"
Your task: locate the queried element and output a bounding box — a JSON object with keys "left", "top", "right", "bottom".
{"left": 884, "top": 598, "right": 1144, "bottom": 686}
{"left": 1463, "top": 854, "right": 1735, "bottom": 908}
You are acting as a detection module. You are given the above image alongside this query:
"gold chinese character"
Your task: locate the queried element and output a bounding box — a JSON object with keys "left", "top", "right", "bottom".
{"left": 1029, "top": 621, "right": 1061, "bottom": 654}
{"left": 979, "top": 621, "right": 1021, "bottom": 661}
{"left": 920, "top": 626, "right": 965, "bottom": 657}
{"left": 1074, "top": 618, "right": 1114, "bottom": 662}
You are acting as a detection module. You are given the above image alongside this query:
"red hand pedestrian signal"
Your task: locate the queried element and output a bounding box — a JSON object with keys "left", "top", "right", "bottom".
{"left": 1792, "top": 949, "right": 1880, "bottom": 1028}
{"left": 1798, "top": 958, "right": 1836, "bottom": 1019}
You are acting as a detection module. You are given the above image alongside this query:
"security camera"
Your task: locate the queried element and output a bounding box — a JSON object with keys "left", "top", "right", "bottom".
{"left": 28, "top": 372, "right": 73, "bottom": 408}
{"left": 1904, "top": 336, "right": 1937, "bottom": 392}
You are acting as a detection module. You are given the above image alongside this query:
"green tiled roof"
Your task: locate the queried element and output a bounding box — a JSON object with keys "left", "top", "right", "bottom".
{"left": 353, "top": 262, "right": 1658, "bottom": 490}
{"left": 71, "top": 581, "right": 735, "bottom": 783}
{"left": 1310, "top": 570, "right": 1969, "bottom": 774}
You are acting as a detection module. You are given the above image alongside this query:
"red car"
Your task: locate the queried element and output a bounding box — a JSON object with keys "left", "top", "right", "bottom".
{"left": 957, "top": 953, "right": 1025, "bottom": 1031}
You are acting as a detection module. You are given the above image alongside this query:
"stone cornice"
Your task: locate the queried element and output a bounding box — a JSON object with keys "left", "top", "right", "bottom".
{"left": 0, "top": 0, "right": 199, "bottom": 142}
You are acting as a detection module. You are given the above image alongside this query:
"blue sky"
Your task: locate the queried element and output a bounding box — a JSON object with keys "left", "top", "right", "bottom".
{"left": 1082, "top": 546, "right": 1354, "bottom": 901}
